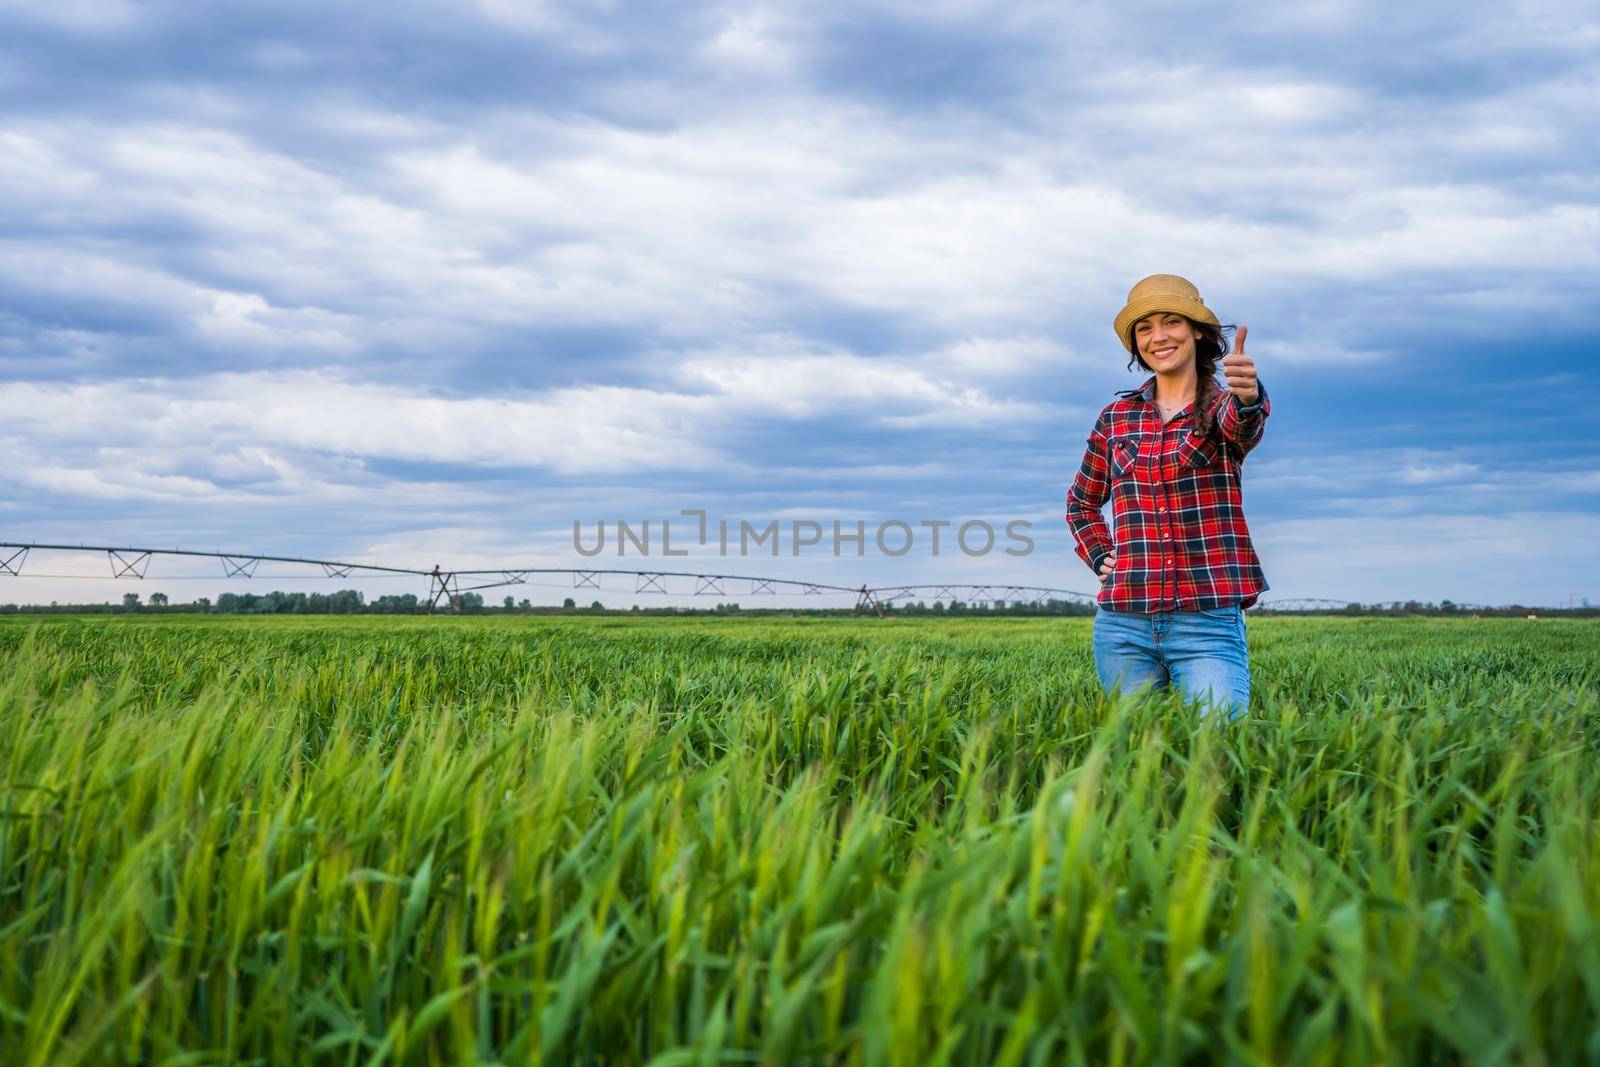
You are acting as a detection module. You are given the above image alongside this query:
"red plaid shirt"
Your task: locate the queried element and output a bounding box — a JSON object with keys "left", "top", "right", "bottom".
{"left": 1065, "top": 376, "right": 1271, "bottom": 612}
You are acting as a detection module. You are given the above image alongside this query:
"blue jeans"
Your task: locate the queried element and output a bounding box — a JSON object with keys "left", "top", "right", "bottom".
{"left": 1092, "top": 604, "right": 1252, "bottom": 719}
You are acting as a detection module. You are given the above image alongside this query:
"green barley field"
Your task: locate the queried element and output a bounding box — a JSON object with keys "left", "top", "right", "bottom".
{"left": 2, "top": 614, "right": 1598, "bottom": 1066}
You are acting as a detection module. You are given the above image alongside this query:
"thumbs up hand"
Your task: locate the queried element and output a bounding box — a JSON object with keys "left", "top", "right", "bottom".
{"left": 1221, "top": 324, "right": 1259, "bottom": 406}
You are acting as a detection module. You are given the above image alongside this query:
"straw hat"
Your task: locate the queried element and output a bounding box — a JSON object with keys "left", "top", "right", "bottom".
{"left": 1112, "top": 274, "right": 1221, "bottom": 353}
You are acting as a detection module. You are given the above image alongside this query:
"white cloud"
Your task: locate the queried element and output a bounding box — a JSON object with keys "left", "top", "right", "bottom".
{"left": 10, "top": 54, "right": 1593, "bottom": 373}
{"left": 1396, "top": 461, "right": 1481, "bottom": 485}
{"left": 1, "top": 372, "right": 720, "bottom": 479}
{"left": 673, "top": 338, "right": 1046, "bottom": 425}
{"left": 701, "top": 9, "right": 799, "bottom": 74}
{"left": 924, "top": 335, "right": 1084, "bottom": 380}
{"left": 20, "top": 466, "right": 218, "bottom": 501}
{"left": 0, "top": 355, "right": 1036, "bottom": 495}
{"left": 194, "top": 290, "right": 361, "bottom": 355}
{"left": 1246, "top": 448, "right": 1598, "bottom": 508}
{"left": 2, "top": 0, "right": 143, "bottom": 32}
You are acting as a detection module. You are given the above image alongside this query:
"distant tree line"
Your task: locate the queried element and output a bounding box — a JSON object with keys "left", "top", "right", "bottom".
{"left": 0, "top": 590, "right": 482, "bottom": 615}
{"left": 1270, "top": 600, "right": 1598, "bottom": 618}
{"left": 884, "top": 599, "right": 1096, "bottom": 616}
{"left": 0, "top": 593, "right": 1593, "bottom": 618}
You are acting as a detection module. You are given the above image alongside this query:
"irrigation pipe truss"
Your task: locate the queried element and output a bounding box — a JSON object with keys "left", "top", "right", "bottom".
{"left": 0, "top": 541, "right": 1111, "bottom": 616}
{"left": 2, "top": 542, "right": 1476, "bottom": 615}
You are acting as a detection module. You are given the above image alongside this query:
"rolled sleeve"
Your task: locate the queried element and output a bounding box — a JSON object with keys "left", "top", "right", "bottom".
{"left": 1216, "top": 380, "right": 1270, "bottom": 455}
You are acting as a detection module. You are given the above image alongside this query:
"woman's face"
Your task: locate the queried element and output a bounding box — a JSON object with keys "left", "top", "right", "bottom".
{"left": 1132, "top": 312, "right": 1201, "bottom": 373}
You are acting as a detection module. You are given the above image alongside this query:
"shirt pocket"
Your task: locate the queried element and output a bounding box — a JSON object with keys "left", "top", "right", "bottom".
{"left": 1177, "top": 430, "right": 1222, "bottom": 470}
{"left": 1108, "top": 435, "right": 1140, "bottom": 478}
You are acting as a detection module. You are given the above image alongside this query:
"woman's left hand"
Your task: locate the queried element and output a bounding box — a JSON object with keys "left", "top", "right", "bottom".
{"left": 1222, "top": 324, "right": 1259, "bottom": 405}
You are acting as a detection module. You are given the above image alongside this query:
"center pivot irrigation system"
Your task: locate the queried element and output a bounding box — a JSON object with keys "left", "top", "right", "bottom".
{"left": 0, "top": 542, "right": 1106, "bottom": 616}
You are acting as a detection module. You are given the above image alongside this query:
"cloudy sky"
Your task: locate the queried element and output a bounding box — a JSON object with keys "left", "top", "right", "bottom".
{"left": 3, "top": 0, "right": 1597, "bottom": 608}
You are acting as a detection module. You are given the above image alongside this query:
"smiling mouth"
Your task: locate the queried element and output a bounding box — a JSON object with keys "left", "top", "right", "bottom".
{"left": 1151, "top": 346, "right": 1178, "bottom": 358}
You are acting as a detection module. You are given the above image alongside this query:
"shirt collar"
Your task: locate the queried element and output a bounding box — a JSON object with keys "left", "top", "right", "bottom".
{"left": 1115, "top": 375, "right": 1159, "bottom": 402}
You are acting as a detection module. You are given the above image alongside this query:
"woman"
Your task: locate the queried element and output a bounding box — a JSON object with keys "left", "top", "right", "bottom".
{"left": 1064, "top": 274, "right": 1271, "bottom": 719}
